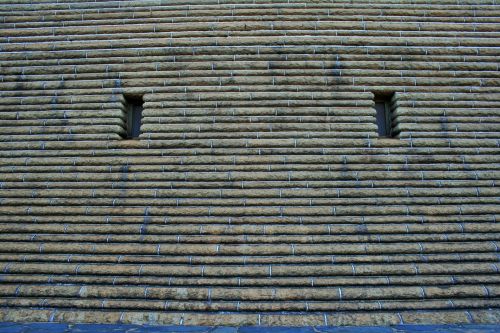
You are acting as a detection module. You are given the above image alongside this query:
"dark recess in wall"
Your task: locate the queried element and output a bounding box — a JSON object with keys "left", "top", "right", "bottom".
{"left": 123, "top": 94, "right": 144, "bottom": 139}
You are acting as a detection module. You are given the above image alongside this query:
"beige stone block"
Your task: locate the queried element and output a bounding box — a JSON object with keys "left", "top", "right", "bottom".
{"left": 354, "top": 263, "right": 416, "bottom": 275}
{"left": 469, "top": 309, "right": 500, "bottom": 324}
{"left": 204, "top": 265, "right": 268, "bottom": 277}
{"left": 155, "top": 312, "right": 183, "bottom": 326}
{"left": 84, "top": 285, "right": 144, "bottom": 299}
{"left": 54, "top": 310, "right": 122, "bottom": 324}
{"left": 381, "top": 300, "right": 451, "bottom": 311}
{"left": 182, "top": 313, "right": 258, "bottom": 326}
{"left": 424, "top": 285, "right": 487, "bottom": 298}
{"left": 328, "top": 312, "right": 401, "bottom": 326}
{"left": 237, "top": 301, "right": 305, "bottom": 312}
{"left": 148, "top": 287, "right": 208, "bottom": 300}
{"left": 212, "top": 287, "right": 274, "bottom": 301}
{"left": 342, "top": 286, "right": 422, "bottom": 300}
{"left": 261, "top": 314, "right": 325, "bottom": 326}
{"left": 308, "top": 301, "right": 380, "bottom": 311}
{"left": 120, "top": 311, "right": 163, "bottom": 325}
{"left": 2, "top": 309, "right": 52, "bottom": 323}
{"left": 401, "top": 311, "right": 470, "bottom": 324}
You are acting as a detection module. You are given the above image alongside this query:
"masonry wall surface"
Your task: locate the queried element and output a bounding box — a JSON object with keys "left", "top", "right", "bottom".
{"left": 0, "top": 0, "right": 499, "bottom": 327}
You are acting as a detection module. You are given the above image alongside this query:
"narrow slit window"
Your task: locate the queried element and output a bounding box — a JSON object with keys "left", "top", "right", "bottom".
{"left": 374, "top": 93, "right": 395, "bottom": 138}
{"left": 124, "top": 95, "right": 143, "bottom": 139}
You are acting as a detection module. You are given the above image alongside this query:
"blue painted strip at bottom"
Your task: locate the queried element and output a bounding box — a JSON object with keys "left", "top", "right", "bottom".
{"left": 0, "top": 323, "right": 499, "bottom": 333}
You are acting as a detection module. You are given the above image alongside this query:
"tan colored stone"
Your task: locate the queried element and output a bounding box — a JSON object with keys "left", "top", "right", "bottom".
{"left": 54, "top": 310, "right": 122, "bottom": 324}
{"left": 328, "top": 312, "right": 401, "bottom": 326}
{"left": 183, "top": 313, "right": 258, "bottom": 326}
{"left": 469, "top": 309, "right": 500, "bottom": 324}
{"left": 261, "top": 314, "right": 325, "bottom": 326}
{"left": 2, "top": 309, "right": 52, "bottom": 323}
{"left": 401, "top": 311, "right": 470, "bottom": 324}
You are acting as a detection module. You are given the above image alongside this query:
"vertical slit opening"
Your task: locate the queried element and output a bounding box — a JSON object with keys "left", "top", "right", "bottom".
{"left": 123, "top": 94, "right": 143, "bottom": 139}
{"left": 374, "top": 92, "right": 396, "bottom": 138}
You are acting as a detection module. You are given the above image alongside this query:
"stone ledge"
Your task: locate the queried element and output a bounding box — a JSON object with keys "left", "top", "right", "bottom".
{"left": 1, "top": 322, "right": 500, "bottom": 333}
{"left": 1, "top": 309, "right": 500, "bottom": 327}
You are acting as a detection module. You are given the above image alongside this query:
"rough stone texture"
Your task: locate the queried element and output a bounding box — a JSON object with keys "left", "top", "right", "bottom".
{"left": 400, "top": 311, "right": 471, "bottom": 325}
{"left": 2, "top": 322, "right": 500, "bottom": 333}
{"left": 328, "top": 313, "right": 402, "bottom": 327}
{"left": 0, "top": 0, "right": 500, "bottom": 327}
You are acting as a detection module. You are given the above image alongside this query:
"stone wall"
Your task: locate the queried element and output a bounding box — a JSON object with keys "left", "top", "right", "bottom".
{"left": 0, "top": 0, "right": 499, "bottom": 326}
